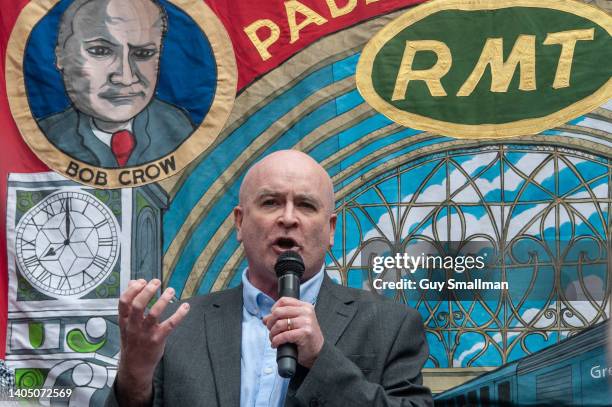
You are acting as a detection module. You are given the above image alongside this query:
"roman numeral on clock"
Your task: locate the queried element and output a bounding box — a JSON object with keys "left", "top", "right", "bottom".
{"left": 38, "top": 270, "right": 52, "bottom": 286}
{"left": 57, "top": 276, "right": 69, "bottom": 290}
{"left": 23, "top": 255, "right": 39, "bottom": 268}
{"left": 29, "top": 218, "right": 42, "bottom": 231}
{"left": 83, "top": 270, "right": 95, "bottom": 283}
{"left": 92, "top": 255, "right": 107, "bottom": 269}
{"left": 21, "top": 238, "right": 36, "bottom": 247}
{"left": 41, "top": 205, "right": 55, "bottom": 217}
{"left": 99, "top": 238, "right": 114, "bottom": 246}
{"left": 94, "top": 219, "right": 108, "bottom": 229}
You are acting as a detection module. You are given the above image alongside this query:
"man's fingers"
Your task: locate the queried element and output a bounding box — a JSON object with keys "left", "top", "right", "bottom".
{"left": 144, "top": 287, "right": 175, "bottom": 325}
{"left": 270, "top": 329, "right": 303, "bottom": 348}
{"left": 265, "top": 305, "right": 305, "bottom": 330}
{"left": 128, "top": 279, "right": 161, "bottom": 324}
{"left": 158, "top": 303, "right": 190, "bottom": 338}
{"left": 271, "top": 296, "right": 303, "bottom": 311}
{"left": 118, "top": 279, "right": 147, "bottom": 321}
{"left": 269, "top": 316, "right": 305, "bottom": 337}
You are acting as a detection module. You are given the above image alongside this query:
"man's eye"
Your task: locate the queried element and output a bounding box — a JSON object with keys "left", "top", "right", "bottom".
{"left": 86, "top": 46, "right": 112, "bottom": 57}
{"left": 299, "top": 202, "right": 316, "bottom": 210}
{"left": 132, "top": 49, "right": 157, "bottom": 60}
{"left": 262, "top": 200, "right": 276, "bottom": 206}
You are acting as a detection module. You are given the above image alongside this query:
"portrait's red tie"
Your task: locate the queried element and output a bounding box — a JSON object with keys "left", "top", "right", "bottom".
{"left": 111, "top": 130, "right": 135, "bottom": 167}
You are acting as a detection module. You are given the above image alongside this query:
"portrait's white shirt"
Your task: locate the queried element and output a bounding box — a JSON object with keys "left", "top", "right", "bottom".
{"left": 90, "top": 118, "right": 133, "bottom": 147}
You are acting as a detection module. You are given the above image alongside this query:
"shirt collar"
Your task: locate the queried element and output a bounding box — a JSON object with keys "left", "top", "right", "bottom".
{"left": 242, "top": 266, "right": 325, "bottom": 319}
{"left": 90, "top": 118, "right": 133, "bottom": 147}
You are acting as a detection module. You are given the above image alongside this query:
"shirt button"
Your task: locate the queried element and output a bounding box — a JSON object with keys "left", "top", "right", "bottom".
{"left": 263, "top": 367, "right": 273, "bottom": 375}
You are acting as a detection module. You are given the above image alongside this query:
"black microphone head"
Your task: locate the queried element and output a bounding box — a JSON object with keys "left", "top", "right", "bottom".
{"left": 274, "top": 250, "right": 305, "bottom": 278}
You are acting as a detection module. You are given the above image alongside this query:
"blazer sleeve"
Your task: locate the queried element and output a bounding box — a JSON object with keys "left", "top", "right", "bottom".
{"left": 292, "top": 308, "right": 433, "bottom": 407}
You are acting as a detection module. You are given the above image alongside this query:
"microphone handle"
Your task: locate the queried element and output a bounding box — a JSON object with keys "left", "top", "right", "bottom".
{"left": 278, "top": 273, "right": 300, "bottom": 298}
{"left": 277, "top": 273, "right": 300, "bottom": 378}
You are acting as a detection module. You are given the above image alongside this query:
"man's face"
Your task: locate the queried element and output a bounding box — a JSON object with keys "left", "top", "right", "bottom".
{"left": 234, "top": 155, "right": 337, "bottom": 284}
{"left": 57, "top": 0, "right": 163, "bottom": 124}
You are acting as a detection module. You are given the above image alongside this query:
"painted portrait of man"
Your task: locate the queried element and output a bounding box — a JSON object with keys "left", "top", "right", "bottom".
{"left": 38, "top": 0, "right": 194, "bottom": 168}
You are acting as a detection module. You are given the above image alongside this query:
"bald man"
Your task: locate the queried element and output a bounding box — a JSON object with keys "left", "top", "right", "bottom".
{"left": 107, "top": 151, "right": 433, "bottom": 407}
{"left": 39, "top": 0, "right": 193, "bottom": 168}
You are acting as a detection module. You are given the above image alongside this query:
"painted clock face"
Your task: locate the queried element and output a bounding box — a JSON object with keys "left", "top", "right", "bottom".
{"left": 15, "top": 191, "right": 120, "bottom": 298}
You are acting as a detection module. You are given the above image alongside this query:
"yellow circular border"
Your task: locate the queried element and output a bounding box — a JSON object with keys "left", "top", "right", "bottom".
{"left": 5, "top": 0, "right": 237, "bottom": 188}
{"left": 356, "top": 0, "right": 612, "bottom": 139}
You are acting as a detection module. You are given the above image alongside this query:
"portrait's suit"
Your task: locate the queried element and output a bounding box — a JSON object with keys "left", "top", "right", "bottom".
{"left": 106, "top": 274, "right": 433, "bottom": 407}
{"left": 38, "top": 99, "right": 194, "bottom": 168}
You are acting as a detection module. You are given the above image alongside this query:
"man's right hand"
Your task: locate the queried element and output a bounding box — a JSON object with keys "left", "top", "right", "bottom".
{"left": 116, "top": 279, "right": 190, "bottom": 406}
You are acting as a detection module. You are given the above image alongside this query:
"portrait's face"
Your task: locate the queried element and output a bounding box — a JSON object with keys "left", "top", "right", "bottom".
{"left": 56, "top": 0, "right": 164, "bottom": 126}
{"left": 234, "top": 154, "right": 337, "bottom": 285}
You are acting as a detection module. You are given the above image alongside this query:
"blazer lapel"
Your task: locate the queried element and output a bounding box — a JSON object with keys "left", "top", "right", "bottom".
{"left": 77, "top": 111, "right": 118, "bottom": 167}
{"left": 127, "top": 107, "right": 152, "bottom": 166}
{"left": 202, "top": 275, "right": 356, "bottom": 406}
{"left": 287, "top": 274, "right": 357, "bottom": 397}
{"left": 204, "top": 285, "right": 243, "bottom": 407}
{"left": 315, "top": 275, "right": 357, "bottom": 349}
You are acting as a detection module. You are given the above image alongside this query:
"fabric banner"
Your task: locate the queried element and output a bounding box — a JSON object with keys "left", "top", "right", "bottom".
{"left": 1, "top": 0, "right": 611, "bottom": 405}
{"left": 5, "top": 172, "right": 133, "bottom": 405}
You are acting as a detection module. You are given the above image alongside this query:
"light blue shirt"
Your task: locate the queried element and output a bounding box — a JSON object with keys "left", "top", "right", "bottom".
{"left": 240, "top": 268, "right": 324, "bottom": 407}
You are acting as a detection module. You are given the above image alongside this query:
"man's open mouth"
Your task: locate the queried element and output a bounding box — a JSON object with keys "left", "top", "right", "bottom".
{"left": 272, "top": 237, "right": 300, "bottom": 251}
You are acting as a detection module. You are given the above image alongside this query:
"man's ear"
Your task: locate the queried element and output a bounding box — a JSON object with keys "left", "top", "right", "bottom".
{"left": 233, "top": 205, "right": 244, "bottom": 242}
{"left": 328, "top": 213, "right": 337, "bottom": 248}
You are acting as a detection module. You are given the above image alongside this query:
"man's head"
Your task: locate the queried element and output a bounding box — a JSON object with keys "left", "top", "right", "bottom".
{"left": 234, "top": 150, "right": 337, "bottom": 291}
{"left": 55, "top": 0, "right": 166, "bottom": 129}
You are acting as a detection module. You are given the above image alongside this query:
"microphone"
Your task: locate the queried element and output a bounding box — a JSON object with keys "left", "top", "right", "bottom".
{"left": 274, "top": 250, "right": 305, "bottom": 378}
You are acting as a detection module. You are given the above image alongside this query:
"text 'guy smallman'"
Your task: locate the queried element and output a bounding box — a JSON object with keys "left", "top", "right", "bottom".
{"left": 370, "top": 253, "right": 509, "bottom": 291}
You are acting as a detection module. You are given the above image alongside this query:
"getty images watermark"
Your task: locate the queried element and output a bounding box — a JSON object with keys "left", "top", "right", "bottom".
{"left": 361, "top": 241, "right": 503, "bottom": 300}
{"left": 360, "top": 239, "right": 608, "bottom": 301}
{"left": 371, "top": 250, "right": 500, "bottom": 291}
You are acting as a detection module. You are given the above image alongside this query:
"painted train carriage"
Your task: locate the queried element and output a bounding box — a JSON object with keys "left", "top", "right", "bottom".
{"left": 435, "top": 321, "right": 612, "bottom": 406}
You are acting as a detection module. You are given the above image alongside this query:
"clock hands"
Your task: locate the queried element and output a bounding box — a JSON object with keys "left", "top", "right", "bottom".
{"left": 64, "top": 198, "right": 71, "bottom": 245}
{"left": 44, "top": 246, "right": 57, "bottom": 257}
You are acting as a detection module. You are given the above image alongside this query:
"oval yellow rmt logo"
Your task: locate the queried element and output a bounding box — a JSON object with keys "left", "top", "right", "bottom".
{"left": 356, "top": 0, "right": 612, "bottom": 139}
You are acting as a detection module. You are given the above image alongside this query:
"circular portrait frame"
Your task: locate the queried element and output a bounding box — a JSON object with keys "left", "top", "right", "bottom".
{"left": 6, "top": 0, "right": 237, "bottom": 188}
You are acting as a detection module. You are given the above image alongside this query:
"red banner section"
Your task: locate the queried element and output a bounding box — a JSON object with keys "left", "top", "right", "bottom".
{"left": 1, "top": 0, "right": 48, "bottom": 357}
{"left": 207, "top": 0, "right": 425, "bottom": 89}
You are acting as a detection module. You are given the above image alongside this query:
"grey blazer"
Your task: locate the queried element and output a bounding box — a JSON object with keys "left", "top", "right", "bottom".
{"left": 106, "top": 274, "right": 433, "bottom": 406}
{"left": 39, "top": 98, "right": 194, "bottom": 168}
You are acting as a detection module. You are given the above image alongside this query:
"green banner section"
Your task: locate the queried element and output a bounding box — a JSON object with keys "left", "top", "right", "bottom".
{"left": 372, "top": 8, "right": 611, "bottom": 125}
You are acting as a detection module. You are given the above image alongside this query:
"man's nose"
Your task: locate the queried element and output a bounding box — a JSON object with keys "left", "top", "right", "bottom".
{"left": 278, "top": 203, "right": 299, "bottom": 228}
{"left": 109, "top": 49, "right": 140, "bottom": 86}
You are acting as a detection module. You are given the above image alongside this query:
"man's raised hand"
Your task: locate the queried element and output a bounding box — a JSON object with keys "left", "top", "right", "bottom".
{"left": 116, "top": 279, "right": 190, "bottom": 406}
